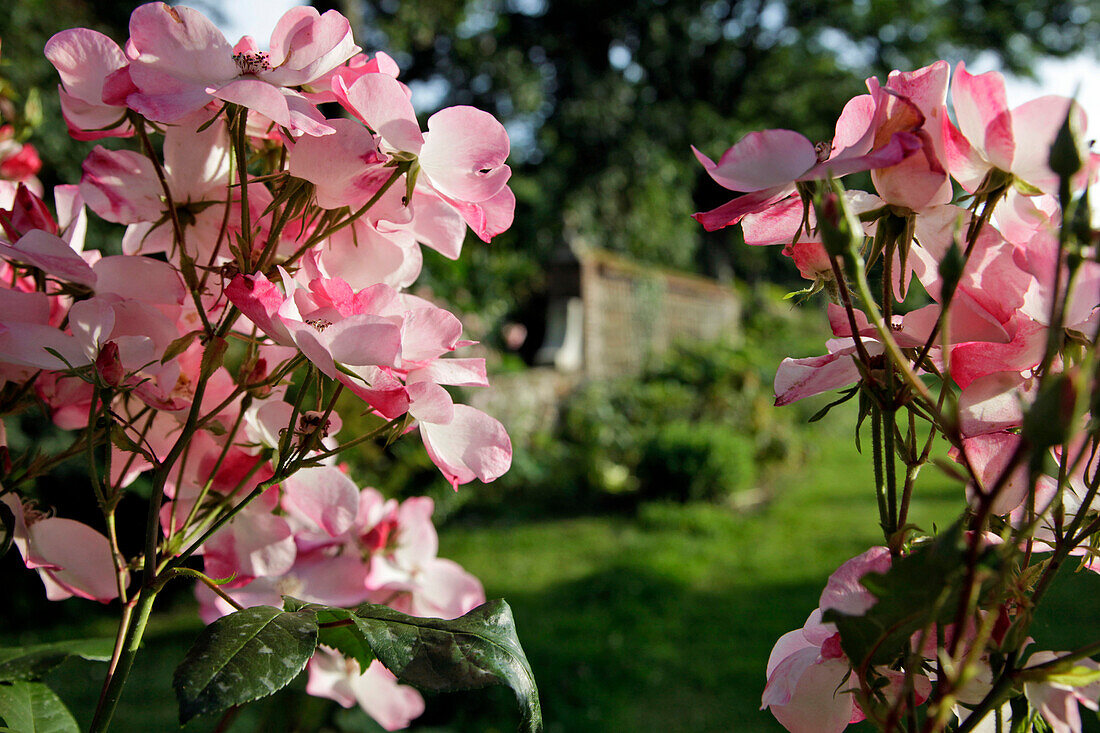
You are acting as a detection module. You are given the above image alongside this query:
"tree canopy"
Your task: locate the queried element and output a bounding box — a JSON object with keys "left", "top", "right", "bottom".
{"left": 5, "top": 0, "right": 1100, "bottom": 311}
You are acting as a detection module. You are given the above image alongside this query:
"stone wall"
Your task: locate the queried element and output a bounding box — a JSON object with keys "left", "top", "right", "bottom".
{"left": 579, "top": 250, "right": 741, "bottom": 378}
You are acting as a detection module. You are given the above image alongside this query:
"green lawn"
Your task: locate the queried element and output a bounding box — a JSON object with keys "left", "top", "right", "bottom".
{"left": 425, "top": 406, "right": 962, "bottom": 732}
{"left": 19, "top": 404, "right": 1100, "bottom": 732}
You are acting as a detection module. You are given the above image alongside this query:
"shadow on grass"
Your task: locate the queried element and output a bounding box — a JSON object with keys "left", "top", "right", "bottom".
{"left": 25, "top": 533, "right": 1100, "bottom": 733}
{"left": 35, "top": 564, "right": 818, "bottom": 733}
{"left": 407, "top": 564, "right": 821, "bottom": 733}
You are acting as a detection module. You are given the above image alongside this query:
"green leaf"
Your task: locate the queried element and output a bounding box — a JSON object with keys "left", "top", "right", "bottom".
{"left": 782, "top": 280, "right": 823, "bottom": 301}
{"left": 107, "top": 425, "right": 154, "bottom": 463}
{"left": 1022, "top": 374, "right": 1079, "bottom": 456}
{"left": 0, "top": 680, "right": 78, "bottom": 733}
{"left": 198, "top": 337, "right": 229, "bottom": 382}
{"left": 1043, "top": 665, "right": 1100, "bottom": 688}
{"left": 808, "top": 385, "right": 860, "bottom": 423}
{"left": 350, "top": 599, "right": 542, "bottom": 732}
{"left": 173, "top": 605, "right": 318, "bottom": 724}
{"left": 0, "top": 639, "right": 114, "bottom": 682}
{"left": 160, "top": 329, "right": 203, "bottom": 364}
{"left": 316, "top": 609, "right": 376, "bottom": 673}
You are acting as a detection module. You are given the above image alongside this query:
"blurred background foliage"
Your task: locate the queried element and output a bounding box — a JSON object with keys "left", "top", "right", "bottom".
{"left": 4, "top": 0, "right": 1100, "bottom": 730}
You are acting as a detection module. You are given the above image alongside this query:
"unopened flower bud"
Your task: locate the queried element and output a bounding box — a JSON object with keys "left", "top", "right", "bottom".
{"left": 244, "top": 357, "right": 271, "bottom": 397}
{"left": 937, "top": 240, "right": 964, "bottom": 304}
{"left": 1022, "top": 372, "right": 1080, "bottom": 454}
{"left": 1049, "top": 107, "right": 1083, "bottom": 180}
{"left": 0, "top": 183, "right": 56, "bottom": 241}
{"left": 95, "top": 341, "right": 124, "bottom": 388}
{"left": 816, "top": 186, "right": 859, "bottom": 260}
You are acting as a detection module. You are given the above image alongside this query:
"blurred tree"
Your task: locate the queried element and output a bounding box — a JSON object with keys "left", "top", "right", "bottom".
{"left": 0, "top": 1, "right": 137, "bottom": 186}
{"left": 314, "top": 0, "right": 1100, "bottom": 320}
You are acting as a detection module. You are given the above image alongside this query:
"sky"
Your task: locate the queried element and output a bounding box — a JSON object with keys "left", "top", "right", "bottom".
{"left": 997, "top": 54, "right": 1100, "bottom": 133}
{"left": 178, "top": 0, "right": 306, "bottom": 44}
{"left": 184, "top": 0, "right": 1100, "bottom": 160}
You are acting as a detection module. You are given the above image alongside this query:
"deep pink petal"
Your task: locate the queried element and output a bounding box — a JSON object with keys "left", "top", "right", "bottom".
{"left": 764, "top": 652, "right": 855, "bottom": 733}
{"left": 324, "top": 317, "right": 404, "bottom": 367}
{"left": 885, "top": 61, "right": 949, "bottom": 117}
{"left": 958, "top": 432, "right": 1029, "bottom": 515}
{"left": 202, "top": 512, "right": 296, "bottom": 583}
{"left": 871, "top": 129, "right": 951, "bottom": 210}
{"left": 692, "top": 185, "right": 794, "bottom": 232}
{"left": 0, "top": 230, "right": 96, "bottom": 286}
{"left": 799, "top": 131, "right": 922, "bottom": 181}
{"left": 1009, "top": 96, "right": 1085, "bottom": 194}
{"left": 417, "top": 358, "right": 488, "bottom": 387}
{"left": 56, "top": 88, "right": 132, "bottom": 141}
{"left": 319, "top": 221, "right": 422, "bottom": 290}
{"left": 950, "top": 316, "right": 1046, "bottom": 389}
{"left": 766, "top": 626, "right": 818, "bottom": 681}
{"left": 831, "top": 94, "right": 879, "bottom": 158}
{"left": 45, "top": 29, "right": 127, "bottom": 104}
{"left": 407, "top": 558, "right": 486, "bottom": 619}
{"left": 126, "top": 3, "right": 235, "bottom": 121}
{"left": 435, "top": 185, "right": 516, "bottom": 243}
{"left": 407, "top": 380, "right": 455, "bottom": 425}
{"left": 225, "top": 273, "right": 294, "bottom": 346}
{"left": 400, "top": 306, "right": 464, "bottom": 363}
{"left": 210, "top": 79, "right": 333, "bottom": 136}
{"left": 958, "top": 372, "right": 1033, "bottom": 437}
{"left": 741, "top": 196, "right": 804, "bottom": 246}
{"left": 393, "top": 496, "right": 439, "bottom": 568}
{"left": 774, "top": 344, "right": 873, "bottom": 406}
{"left": 951, "top": 61, "right": 1014, "bottom": 172}
{"left": 398, "top": 192, "right": 468, "bottom": 258}
{"left": 92, "top": 255, "right": 185, "bottom": 304}
{"left": 45, "top": 29, "right": 132, "bottom": 138}
{"left": 162, "top": 113, "right": 231, "bottom": 201}
{"left": 353, "top": 660, "right": 426, "bottom": 730}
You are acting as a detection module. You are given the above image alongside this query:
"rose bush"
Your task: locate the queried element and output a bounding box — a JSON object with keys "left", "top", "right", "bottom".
{"left": 0, "top": 5, "right": 540, "bottom": 731}
{"left": 695, "top": 60, "right": 1100, "bottom": 732}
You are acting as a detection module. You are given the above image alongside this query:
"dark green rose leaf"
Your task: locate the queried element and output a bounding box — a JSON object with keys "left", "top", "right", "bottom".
{"left": 0, "top": 680, "right": 78, "bottom": 733}
{"left": 352, "top": 599, "right": 541, "bottom": 732}
{"left": 0, "top": 639, "right": 114, "bottom": 682}
{"left": 284, "top": 596, "right": 541, "bottom": 732}
{"left": 173, "top": 605, "right": 318, "bottom": 724}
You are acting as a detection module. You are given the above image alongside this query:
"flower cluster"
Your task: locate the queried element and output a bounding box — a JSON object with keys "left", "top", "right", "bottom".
{"left": 1, "top": 4, "right": 516, "bottom": 729}
{"left": 696, "top": 61, "right": 1100, "bottom": 732}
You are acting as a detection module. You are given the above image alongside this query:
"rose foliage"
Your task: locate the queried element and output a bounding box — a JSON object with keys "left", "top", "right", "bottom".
{"left": 694, "top": 60, "right": 1100, "bottom": 732}
{"left": 0, "top": 4, "right": 541, "bottom": 732}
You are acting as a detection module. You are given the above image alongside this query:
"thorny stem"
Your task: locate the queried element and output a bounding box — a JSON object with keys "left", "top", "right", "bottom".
{"left": 231, "top": 106, "right": 254, "bottom": 272}
{"left": 157, "top": 567, "right": 245, "bottom": 611}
